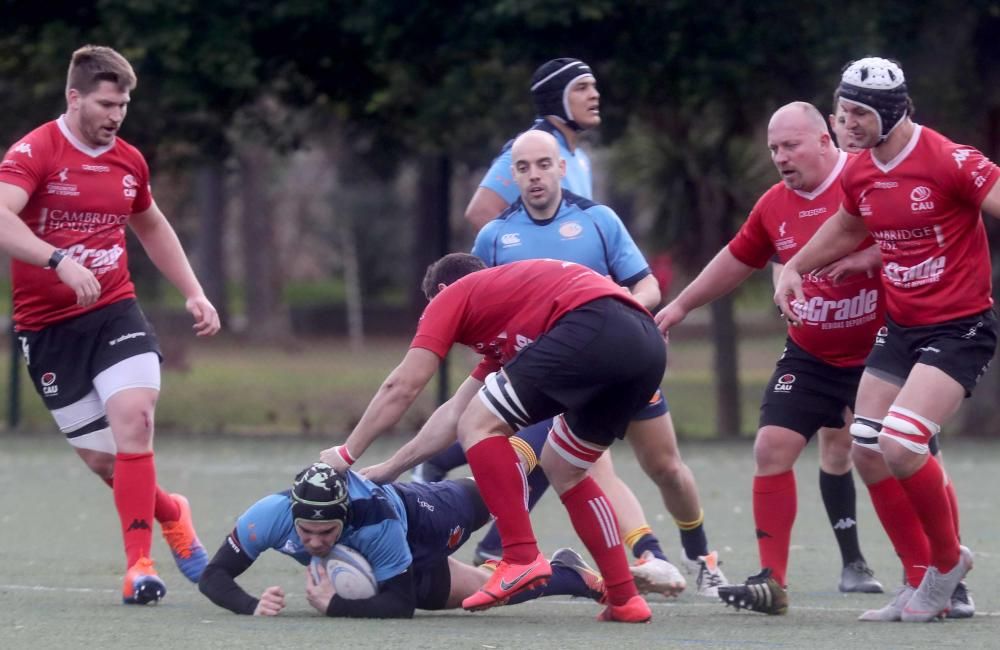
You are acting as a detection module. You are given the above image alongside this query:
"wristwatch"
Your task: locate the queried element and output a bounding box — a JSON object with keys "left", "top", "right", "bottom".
{"left": 47, "top": 249, "right": 66, "bottom": 269}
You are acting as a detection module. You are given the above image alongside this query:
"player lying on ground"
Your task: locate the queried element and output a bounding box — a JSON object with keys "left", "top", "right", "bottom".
{"left": 198, "top": 462, "right": 604, "bottom": 617}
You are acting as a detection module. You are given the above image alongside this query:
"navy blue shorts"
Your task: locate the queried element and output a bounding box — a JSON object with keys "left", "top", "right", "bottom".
{"left": 395, "top": 478, "right": 490, "bottom": 610}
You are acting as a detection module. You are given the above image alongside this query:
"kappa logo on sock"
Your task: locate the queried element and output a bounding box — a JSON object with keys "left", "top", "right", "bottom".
{"left": 755, "top": 528, "right": 772, "bottom": 539}
{"left": 833, "top": 517, "right": 857, "bottom": 530}
{"left": 127, "top": 518, "right": 152, "bottom": 532}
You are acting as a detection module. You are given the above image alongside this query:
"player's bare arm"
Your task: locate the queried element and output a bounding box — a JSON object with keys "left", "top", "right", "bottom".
{"left": 774, "top": 206, "right": 867, "bottom": 324}
{"left": 361, "top": 376, "right": 483, "bottom": 483}
{"left": 129, "top": 201, "right": 220, "bottom": 336}
{"left": 655, "top": 247, "right": 755, "bottom": 336}
{"left": 628, "top": 274, "right": 661, "bottom": 310}
{"left": 464, "top": 186, "right": 509, "bottom": 231}
{"left": 321, "top": 347, "right": 441, "bottom": 470}
{"left": 0, "top": 180, "right": 101, "bottom": 306}
{"left": 813, "top": 243, "right": 882, "bottom": 285}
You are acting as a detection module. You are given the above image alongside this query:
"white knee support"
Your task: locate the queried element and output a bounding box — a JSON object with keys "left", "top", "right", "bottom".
{"left": 850, "top": 416, "right": 883, "bottom": 453}
{"left": 545, "top": 415, "right": 607, "bottom": 470}
{"left": 880, "top": 406, "right": 940, "bottom": 456}
{"left": 51, "top": 389, "right": 117, "bottom": 454}
{"left": 93, "top": 352, "right": 161, "bottom": 402}
{"left": 478, "top": 371, "right": 531, "bottom": 431}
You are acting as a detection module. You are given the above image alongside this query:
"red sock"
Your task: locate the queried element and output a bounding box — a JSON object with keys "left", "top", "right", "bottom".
{"left": 465, "top": 437, "right": 538, "bottom": 563}
{"left": 944, "top": 478, "right": 960, "bottom": 540}
{"left": 753, "top": 471, "right": 796, "bottom": 587}
{"left": 866, "top": 476, "right": 930, "bottom": 587}
{"left": 103, "top": 476, "right": 179, "bottom": 524}
{"left": 114, "top": 452, "right": 157, "bottom": 569}
{"left": 560, "top": 476, "right": 637, "bottom": 606}
{"left": 898, "top": 456, "right": 959, "bottom": 571}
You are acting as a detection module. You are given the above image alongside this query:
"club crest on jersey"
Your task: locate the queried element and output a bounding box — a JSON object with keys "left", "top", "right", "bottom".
{"left": 909, "top": 186, "right": 934, "bottom": 212}
{"left": 41, "top": 371, "right": 58, "bottom": 396}
{"left": 559, "top": 222, "right": 583, "bottom": 239}
{"left": 774, "top": 373, "right": 795, "bottom": 393}
{"left": 447, "top": 525, "right": 465, "bottom": 549}
{"left": 122, "top": 174, "right": 138, "bottom": 198}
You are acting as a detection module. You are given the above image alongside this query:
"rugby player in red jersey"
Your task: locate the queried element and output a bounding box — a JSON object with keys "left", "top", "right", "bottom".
{"left": 656, "top": 102, "right": 885, "bottom": 614}
{"left": 775, "top": 57, "right": 1000, "bottom": 622}
{"left": 322, "top": 254, "right": 667, "bottom": 622}
{"left": 0, "top": 45, "right": 220, "bottom": 604}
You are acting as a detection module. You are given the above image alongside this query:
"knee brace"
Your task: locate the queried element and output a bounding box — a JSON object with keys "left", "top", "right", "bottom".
{"left": 850, "top": 416, "right": 883, "bottom": 453}
{"left": 880, "top": 406, "right": 940, "bottom": 455}
{"left": 545, "top": 415, "right": 607, "bottom": 470}
{"left": 478, "top": 371, "right": 531, "bottom": 431}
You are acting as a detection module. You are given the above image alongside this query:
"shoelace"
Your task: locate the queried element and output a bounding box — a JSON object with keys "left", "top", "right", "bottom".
{"left": 700, "top": 563, "right": 725, "bottom": 588}
{"left": 162, "top": 524, "right": 194, "bottom": 559}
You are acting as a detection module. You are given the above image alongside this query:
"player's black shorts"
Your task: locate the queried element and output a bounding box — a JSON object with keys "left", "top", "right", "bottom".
{"left": 759, "top": 338, "right": 864, "bottom": 439}
{"left": 396, "top": 478, "right": 490, "bottom": 610}
{"left": 503, "top": 297, "right": 666, "bottom": 447}
{"left": 17, "top": 299, "right": 162, "bottom": 409}
{"left": 865, "top": 309, "right": 997, "bottom": 397}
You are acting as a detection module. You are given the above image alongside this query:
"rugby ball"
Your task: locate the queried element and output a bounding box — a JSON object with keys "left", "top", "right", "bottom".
{"left": 310, "top": 544, "right": 378, "bottom": 599}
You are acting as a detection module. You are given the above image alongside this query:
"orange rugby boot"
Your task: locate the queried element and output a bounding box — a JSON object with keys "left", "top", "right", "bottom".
{"left": 463, "top": 551, "right": 552, "bottom": 611}
{"left": 122, "top": 557, "right": 167, "bottom": 605}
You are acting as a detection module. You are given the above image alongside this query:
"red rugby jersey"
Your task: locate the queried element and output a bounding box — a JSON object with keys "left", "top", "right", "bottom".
{"left": 0, "top": 117, "right": 153, "bottom": 330}
{"left": 411, "top": 259, "right": 647, "bottom": 380}
{"left": 841, "top": 125, "right": 999, "bottom": 326}
{"left": 729, "top": 151, "right": 884, "bottom": 367}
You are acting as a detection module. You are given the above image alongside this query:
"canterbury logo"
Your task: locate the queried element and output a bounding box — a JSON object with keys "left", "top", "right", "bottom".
{"left": 499, "top": 563, "right": 540, "bottom": 591}
{"left": 127, "top": 518, "right": 151, "bottom": 531}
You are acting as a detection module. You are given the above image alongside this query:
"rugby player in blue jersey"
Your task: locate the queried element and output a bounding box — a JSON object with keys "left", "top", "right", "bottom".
{"left": 198, "top": 462, "right": 604, "bottom": 618}
{"left": 464, "top": 57, "right": 599, "bottom": 230}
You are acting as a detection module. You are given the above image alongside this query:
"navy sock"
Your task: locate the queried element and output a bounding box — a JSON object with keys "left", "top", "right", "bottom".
{"left": 633, "top": 533, "right": 668, "bottom": 562}
{"left": 425, "top": 441, "right": 467, "bottom": 473}
{"left": 517, "top": 419, "right": 551, "bottom": 459}
{"left": 679, "top": 525, "right": 709, "bottom": 561}
{"left": 506, "top": 566, "right": 587, "bottom": 604}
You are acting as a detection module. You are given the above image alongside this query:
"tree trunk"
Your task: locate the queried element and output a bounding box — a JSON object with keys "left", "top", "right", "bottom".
{"left": 697, "top": 178, "right": 743, "bottom": 437}
{"left": 341, "top": 215, "right": 364, "bottom": 351}
{"left": 238, "top": 144, "right": 290, "bottom": 342}
{"left": 413, "top": 154, "right": 451, "bottom": 403}
{"left": 194, "top": 159, "right": 229, "bottom": 327}
{"left": 711, "top": 296, "right": 742, "bottom": 436}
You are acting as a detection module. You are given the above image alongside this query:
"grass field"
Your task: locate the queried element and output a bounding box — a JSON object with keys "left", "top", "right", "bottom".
{"left": 1, "top": 433, "right": 997, "bottom": 649}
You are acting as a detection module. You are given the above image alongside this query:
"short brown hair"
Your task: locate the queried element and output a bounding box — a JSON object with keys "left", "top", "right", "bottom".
{"left": 66, "top": 45, "right": 136, "bottom": 94}
{"left": 422, "top": 253, "right": 486, "bottom": 299}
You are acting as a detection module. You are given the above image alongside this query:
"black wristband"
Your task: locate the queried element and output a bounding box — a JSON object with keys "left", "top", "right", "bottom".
{"left": 47, "top": 249, "right": 65, "bottom": 269}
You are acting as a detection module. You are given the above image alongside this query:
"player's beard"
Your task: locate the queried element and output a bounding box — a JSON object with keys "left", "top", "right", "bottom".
{"left": 79, "top": 105, "right": 117, "bottom": 147}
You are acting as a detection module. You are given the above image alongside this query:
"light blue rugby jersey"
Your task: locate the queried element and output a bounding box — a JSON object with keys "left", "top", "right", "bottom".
{"left": 233, "top": 471, "right": 412, "bottom": 583}
{"left": 472, "top": 191, "right": 650, "bottom": 286}
{"left": 480, "top": 119, "right": 592, "bottom": 204}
